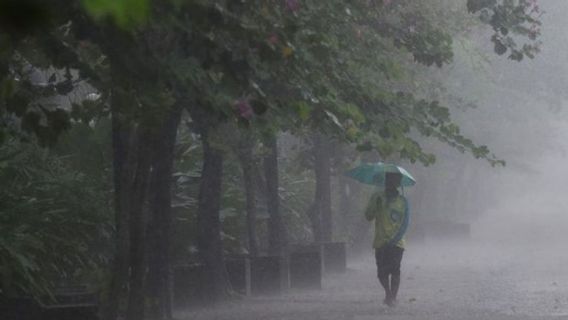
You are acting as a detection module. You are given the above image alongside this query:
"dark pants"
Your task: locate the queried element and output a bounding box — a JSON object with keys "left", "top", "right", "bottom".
{"left": 375, "top": 245, "right": 403, "bottom": 278}
{"left": 375, "top": 245, "right": 404, "bottom": 302}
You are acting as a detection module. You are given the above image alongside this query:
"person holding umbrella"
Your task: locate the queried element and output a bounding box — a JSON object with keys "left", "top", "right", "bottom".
{"left": 347, "top": 163, "right": 414, "bottom": 307}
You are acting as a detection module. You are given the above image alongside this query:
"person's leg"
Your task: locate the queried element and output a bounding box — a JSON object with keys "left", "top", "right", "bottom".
{"left": 389, "top": 246, "right": 404, "bottom": 305}
{"left": 375, "top": 248, "right": 391, "bottom": 303}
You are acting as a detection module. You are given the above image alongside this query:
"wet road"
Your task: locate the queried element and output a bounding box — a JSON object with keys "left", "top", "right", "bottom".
{"left": 179, "top": 242, "right": 568, "bottom": 320}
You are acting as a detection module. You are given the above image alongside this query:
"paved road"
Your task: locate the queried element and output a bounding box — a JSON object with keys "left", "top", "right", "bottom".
{"left": 179, "top": 242, "right": 568, "bottom": 320}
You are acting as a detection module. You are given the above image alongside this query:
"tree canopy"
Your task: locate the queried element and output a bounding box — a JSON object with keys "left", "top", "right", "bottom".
{"left": 0, "top": 1, "right": 542, "bottom": 319}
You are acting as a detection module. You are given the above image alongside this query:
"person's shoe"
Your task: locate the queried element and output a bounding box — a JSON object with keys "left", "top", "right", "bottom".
{"left": 386, "top": 298, "right": 397, "bottom": 307}
{"left": 383, "top": 295, "right": 392, "bottom": 306}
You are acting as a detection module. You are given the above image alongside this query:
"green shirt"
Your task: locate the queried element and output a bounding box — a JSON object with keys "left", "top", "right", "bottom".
{"left": 365, "top": 192, "right": 407, "bottom": 249}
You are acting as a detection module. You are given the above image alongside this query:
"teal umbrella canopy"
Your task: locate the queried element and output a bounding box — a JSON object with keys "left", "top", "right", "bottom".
{"left": 346, "top": 162, "right": 416, "bottom": 187}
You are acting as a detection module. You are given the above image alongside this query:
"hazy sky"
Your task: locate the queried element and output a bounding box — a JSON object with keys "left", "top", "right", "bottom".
{"left": 401, "top": 0, "right": 568, "bottom": 245}
{"left": 458, "top": 0, "right": 568, "bottom": 244}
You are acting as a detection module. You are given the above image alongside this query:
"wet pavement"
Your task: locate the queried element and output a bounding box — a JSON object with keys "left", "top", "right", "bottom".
{"left": 178, "top": 242, "right": 568, "bottom": 320}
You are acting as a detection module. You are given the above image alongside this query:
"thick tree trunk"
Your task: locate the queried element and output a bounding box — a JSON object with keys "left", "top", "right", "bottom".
{"left": 102, "top": 20, "right": 179, "bottom": 320}
{"left": 197, "top": 129, "right": 229, "bottom": 302}
{"left": 237, "top": 134, "right": 258, "bottom": 257}
{"left": 263, "top": 135, "right": 286, "bottom": 254}
{"left": 146, "top": 107, "right": 182, "bottom": 320}
{"left": 126, "top": 128, "right": 154, "bottom": 320}
{"left": 312, "top": 134, "right": 332, "bottom": 243}
{"left": 105, "top": 106, "right": 132, "bottom": 320}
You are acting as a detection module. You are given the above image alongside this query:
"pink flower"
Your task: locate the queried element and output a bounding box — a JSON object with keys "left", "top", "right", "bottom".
{"left": 268, "top": 33, "right": 279, "bottom": 45}
{"left": 383, "top": 0, "right": 392, "bottom": 6}
{"left": 234, "top": 99, "right": 254, "bottom": 120}
{"left": 285, "top": 0, "right": 300, "bottom": 12}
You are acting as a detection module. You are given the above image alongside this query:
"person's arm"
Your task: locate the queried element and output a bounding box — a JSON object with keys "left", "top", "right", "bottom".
{"left": 365, "top": 193, "right": 381, "bottom": 221}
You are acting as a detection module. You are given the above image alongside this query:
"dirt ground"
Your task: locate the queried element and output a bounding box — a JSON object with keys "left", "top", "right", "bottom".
{"left": 178, "top": 241, "right": 568, "bottom": 320}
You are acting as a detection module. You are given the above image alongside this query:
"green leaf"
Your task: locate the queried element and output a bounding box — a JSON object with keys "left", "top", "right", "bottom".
{"left": 295, "top": 102, "right": 311, "bottom": 121}
{"left": 82, "top": 0, "right": 149, "bottom": 29}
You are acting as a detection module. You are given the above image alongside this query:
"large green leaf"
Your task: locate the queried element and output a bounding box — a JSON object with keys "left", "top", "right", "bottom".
{"left": 82, "top": 0, "right": 149, "bottom": 29}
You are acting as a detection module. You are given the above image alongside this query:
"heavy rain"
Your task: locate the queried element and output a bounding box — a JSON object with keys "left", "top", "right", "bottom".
{"left": 1, "top": 1, "right": 568, "bottom": 320}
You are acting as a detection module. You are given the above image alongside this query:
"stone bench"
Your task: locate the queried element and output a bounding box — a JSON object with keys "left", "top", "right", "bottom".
{"left": 250, "top": 255, "right": 289, "bottom": 295}
{"left": 181, "top": 255, "right": 290, "bottom": 296}
{"left": 225, "top": 255, "right": 251, "bottom": 296}
{"left": 41, "top": 285, "right": 98, "bottom": 320}
{"left": 173, "top": 263, "right": 206, "bottom": 307}
{"left": 288, "top": 244, "right": 323, "bottom": 290}
{"left": 0, "top": 297, "right": 41, "bottom": 320}
{"left": 322, "top": 242, "right": 347, "bottom": 273}
{"left": 0, "top": 286, "right": 98, "bottom": 320}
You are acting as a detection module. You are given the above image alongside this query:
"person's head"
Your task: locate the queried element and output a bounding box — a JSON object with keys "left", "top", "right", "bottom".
{"left": 385, "top": 172, "right": 402, "bottom": 191}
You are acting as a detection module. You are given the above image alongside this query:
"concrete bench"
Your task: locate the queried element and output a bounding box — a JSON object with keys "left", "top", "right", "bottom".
{"left": 250, "top": 255, "right": 289, "bottom": 295}
{"left": 288, "top": 244, "right": 323, "bottom": 290}
{"left": 173, "top": 263, "right": 206, "bottom": 307}
{"left": 0, "top": 286, "right": 98, "bottom": 320}
{"left": 173, "top": 256, "right": 253, "bottom": 307}
{"left": 322, "top": 242, "right": 347, "bottom": 273}
{"left": 225, "top": 255, "right": 251, "bottom": 296}
{"left": 0, "top": 297, "right": 41, "bottom": 320}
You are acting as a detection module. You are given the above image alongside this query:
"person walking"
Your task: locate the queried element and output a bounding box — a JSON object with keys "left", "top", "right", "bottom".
{"left": 365, "top": 172, "right": 409, "bottom": 307}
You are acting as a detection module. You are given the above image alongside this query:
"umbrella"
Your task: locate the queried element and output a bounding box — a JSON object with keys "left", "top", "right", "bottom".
{"left": 345, "top": 162, "right": 416, "bottom": 187}
{"left": 346, "top": 162, "right": 415, "bottom": 247}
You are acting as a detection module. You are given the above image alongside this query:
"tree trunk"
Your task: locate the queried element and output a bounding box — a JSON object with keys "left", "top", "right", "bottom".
{"left": 263, "top": 135, "right": 286, "bottom": 254}
{"left": 306, "top": 202, "right": 322, "bottom": 243}
{"left": 146, "top": 107, "right": 182, "bottom": 320}
{"left": 312, "top": 134, "right": 332, "bottom": 243}
{"left": 126, "top": 128, "right": 154, "bottom": 320}
{"left": 105, "top": 103, "right": 132, "bottom": 320}
{"left": 337, "top": 175, "right": 351, "bottom": 240}
{"left": 196, "top": 128, "right": 228, "bottom": 302}
{"left": 236, "top": 133, "right": 259, "bottom": 257}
